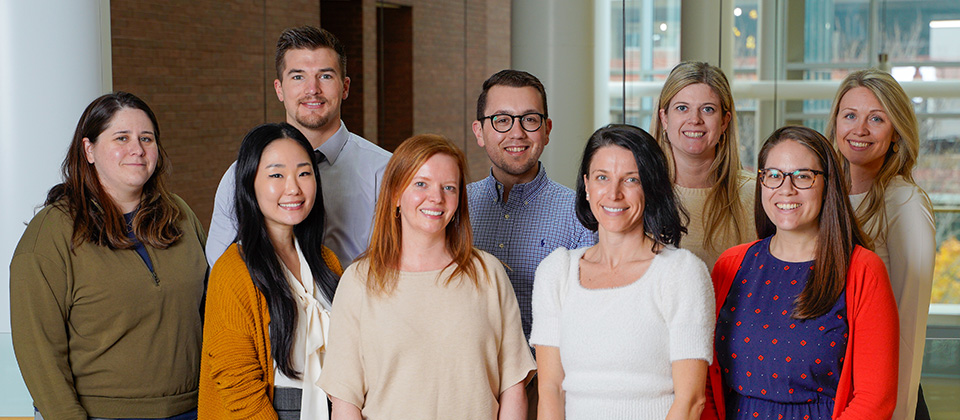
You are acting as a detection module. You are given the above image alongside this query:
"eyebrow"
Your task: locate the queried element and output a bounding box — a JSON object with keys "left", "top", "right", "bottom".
{"left": 265, "top": 161, "right": 312, "bottom": 169}
{"left": 840, "top": 106, "right": 886, "bottom": 114}
{"left": 490, "top": 108, "right": 541, "bottom": 115}
{"left": 286, "top": 67, "right": 338, "bottom": 76}
{"left": 112, "top": 130, "right": 155, "bottom": 136}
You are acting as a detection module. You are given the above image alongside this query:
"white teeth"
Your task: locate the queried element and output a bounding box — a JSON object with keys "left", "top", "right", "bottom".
{"left": 683, "top": 131, "right": 705, "bottom": 138}
{"left": 279, "top": 202, "right": 302, "bottom": 209}
{"left": 505, "top": 146, "right": 526, "bottom": 152}
{"left": 776, "top": 203, "right": 800, "bottom": 210}
{"left": 848, "top": 140, "right": 869, "bottom": 148}
{"left": 601, "top": 206, "right": 626, "bottom": 213}
{"left": 421, "top": 209, "right": 442, "bottom": 216}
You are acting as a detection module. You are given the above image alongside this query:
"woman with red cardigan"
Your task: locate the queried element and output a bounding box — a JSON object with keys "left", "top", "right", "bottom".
{"left": 704, "top": 126, "right": 899, "bottom": 420}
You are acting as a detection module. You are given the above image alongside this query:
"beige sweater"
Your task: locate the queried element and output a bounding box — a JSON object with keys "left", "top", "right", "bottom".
{"left": 675, "top": 174, "right": 756, "bottom": 270}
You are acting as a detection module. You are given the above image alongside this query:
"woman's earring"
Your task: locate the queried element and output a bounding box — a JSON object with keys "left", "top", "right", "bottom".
{"left": 585, "top": 192, "right": 590, "bottom": 201}
{"left": 395, "top": 206, "right": 400, "bottom": 218}
{"left": 892, "top": 142, "right": 900, "bottom": 153}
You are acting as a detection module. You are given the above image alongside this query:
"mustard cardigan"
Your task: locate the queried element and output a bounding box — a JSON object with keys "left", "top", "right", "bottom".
{"left": 198, "top": 243, "right": 343, "bottom": 419}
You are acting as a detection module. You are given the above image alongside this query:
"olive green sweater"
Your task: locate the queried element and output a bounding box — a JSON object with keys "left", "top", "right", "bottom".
{"left": 10, "top": 195, "right": 207, "bottom": 420}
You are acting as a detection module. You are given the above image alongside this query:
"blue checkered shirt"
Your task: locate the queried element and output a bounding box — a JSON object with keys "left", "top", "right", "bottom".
{"left": 467, "top": 164, "right": 597, "bottom": 340}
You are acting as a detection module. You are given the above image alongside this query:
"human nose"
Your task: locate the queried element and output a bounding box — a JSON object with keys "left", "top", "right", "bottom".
{"left": 128, "top": 139, "right": 145, "bottom": 156}
{"left": 285, "top": 176, "right": 302, "bottom": 195}
{"left": 306, "top": 76, "right": 320, "bottom": 95}
{"left": 427, "top": 185, "right": 444, "bottom": 203}
{"left": 506, "top": 116, "right": 526, "bottom": 137}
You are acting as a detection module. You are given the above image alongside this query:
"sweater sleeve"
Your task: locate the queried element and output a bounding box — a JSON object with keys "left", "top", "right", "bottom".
{"left": 837, "top": 249, "right": 900, "bottom": 420}
{"left": 884, "top": 186, "right": 935, "bottom": 420}
{"left": 10, "top": 213, "right": 88, "bottom": 420}
{"left": 203, "top": 250, "right": 278, "bottom": 420}
{"left": 490, "top": 256, "right": 537, "bottom": 392}
{"left": 660, "top": 249, "right": 716, "bottom": 362}
{"left": 317, "top": 263, "right": 368, "bottom": 409}
{"left": 528, "top": 248, "right": 569, "bottom": 347}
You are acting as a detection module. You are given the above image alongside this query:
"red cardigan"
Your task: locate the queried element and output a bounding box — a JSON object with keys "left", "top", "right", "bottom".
{"left": 702, "top": 241, "right": 899, "bottom": 420}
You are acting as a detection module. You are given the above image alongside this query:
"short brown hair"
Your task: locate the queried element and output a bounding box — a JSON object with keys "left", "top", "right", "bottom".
{"left": 275, "top": 26, "right": 346, "bottom": 80}
{"left": 476, "top": 69, "right": 548, "bottom": 120}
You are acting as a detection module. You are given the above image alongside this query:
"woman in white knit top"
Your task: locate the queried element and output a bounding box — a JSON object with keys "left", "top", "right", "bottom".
{"left": 827, "top": 69, "right": 936, "bottom": 420}
{"left": 530, "top": 125, "right": 715, "bottom": 420}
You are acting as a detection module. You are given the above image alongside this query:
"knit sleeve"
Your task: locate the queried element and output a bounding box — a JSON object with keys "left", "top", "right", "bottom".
{"left": 659, "top": 249, "right": 715, "bottom": 362}
{"left": 883, "top": 184, "right": 935, "bottom": 420}
{"left": 10, "top": 209, "right": 88, "bottom": 420}
{"left": 202, "top": 247, "right": 278, "bottom": 420}
{"left": 528, "top": 248, "right": 570, "bottom": 347}
{"left": 489, "top": 255, "right": 537, "bottom": 392}
{"left": 321, "top": 245, "right": 344, "bottom": 276}
{"left": 317, "top": 262, "right": 368, "bottom": 409}
{"left": 836, "top": 248, "right": 899, "bottom": 419}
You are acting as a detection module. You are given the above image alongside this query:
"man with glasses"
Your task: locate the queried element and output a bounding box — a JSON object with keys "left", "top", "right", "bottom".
{"left": 468, "top": 69, "right": 596, "bottom": 417}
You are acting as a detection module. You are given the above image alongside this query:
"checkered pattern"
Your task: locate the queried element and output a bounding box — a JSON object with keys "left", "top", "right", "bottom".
{"left": 467, "top": 165, "right": 597, "bottom": 339}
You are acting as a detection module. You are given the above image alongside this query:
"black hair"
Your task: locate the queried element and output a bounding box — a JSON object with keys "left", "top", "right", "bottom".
{"left": 234, "top": 122, "right": 339, "bottom": 378}
{"left": 575, "top": 124, "right": 688, "bottom": 252}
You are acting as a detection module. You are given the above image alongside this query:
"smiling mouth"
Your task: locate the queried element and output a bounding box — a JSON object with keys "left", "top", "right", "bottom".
{"left": 683, "top": 131, "right": 705, "bottom": 138}
{"left": 776, "top": 203, "right": 800, "bottom": 210}
{"left": 847, "top": 140, "right": 870, "bottom": 148}
{"left": 279, "top": 202, "right": 304, "bottom": 210}
{"left": 301, "top": 100, "right": 326, "bottom": 108}
{"left": 601, "top": 206, "right": 626, "bottom": 213}
{"left": 504, "top": 146, "right": 528, "bottom": 153}
{"left": 421, "top": 209, "right": 443, "bottom": 216}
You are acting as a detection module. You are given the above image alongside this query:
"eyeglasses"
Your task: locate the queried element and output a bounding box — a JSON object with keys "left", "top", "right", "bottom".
{"left": 758, "top": 168, "right": 825, "bottom": 189}
{"left": 480, "top": 112, "right": 545, "bottom": 133}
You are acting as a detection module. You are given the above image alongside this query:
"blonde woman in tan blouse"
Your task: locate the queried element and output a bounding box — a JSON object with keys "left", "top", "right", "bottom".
{"left": 650, "top": 62, "right": 756, "bottom": 269}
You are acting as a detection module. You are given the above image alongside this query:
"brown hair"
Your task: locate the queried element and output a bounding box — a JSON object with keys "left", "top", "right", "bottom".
{"left": 46, "top": 92, "right": 183, "bottom": 250}
{"left": 825, "top": 68, "right": 923, "bottom": 239}
{"left": 755, "top": 126, "right": 869, "bottom": 319}
{"left": 362, "top": 134, "right": 486, "bottom": 295}
{"left": 275, "top": 26, "right": 347, "bottom": 80}
{"left": 650, "top": 61, "right": 750, "bottom": 252}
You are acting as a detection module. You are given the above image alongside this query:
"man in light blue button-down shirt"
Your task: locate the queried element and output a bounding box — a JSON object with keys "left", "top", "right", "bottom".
{"left": 468, "top": 70, "right": 596, "bottom": 418}
{"left": 207, "top": 26, "right": 390, "bottom": 268}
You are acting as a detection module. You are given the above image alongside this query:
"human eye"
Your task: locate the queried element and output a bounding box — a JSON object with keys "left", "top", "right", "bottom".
{"left": 299, "top": 170, "right": 313, "bottom": 177}
{"left": 765, "top": 169, "right": 783, "bottom": 180}
{"left": 268, "top": 173, "right": 282, "bottom": 179}
{"left": 794, "top": 171, "right": 813, "bottom": 181}
{"left": 321, "top": 73, "right": 334, "bottom": 80}
{"left": 870, "top": 115, "right": 884, "bottom": 123}
{"left": 414, "top": 181, "right": 426, "bottom": 188}
{"left": 139, "top": 136, "right": 154, "bottom": 143}
{"left": 674, "top": 104, "right": 688, "bottom": 112}
{"left": 595, "top": 174, "right": 607, "bottom": 181}
{"left": 443, "top": 185, "right": 457, "bottom": 192}
{"left": 702, "top": 106, "right": 716, "bottom": 113}
{"left": 626, "top": 176, "right": 640, "bottom": 184}
{"left": 843, "top": 112, "right": 856, "bottom": 120}
{"left": 522, "top": 113, "right": 541, "bottom": 123}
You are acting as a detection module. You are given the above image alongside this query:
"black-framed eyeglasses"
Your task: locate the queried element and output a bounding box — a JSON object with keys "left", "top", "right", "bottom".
{"left": 758, "top": 168, "right": 825, "bottom": 189}
{"left": 480, "top": 112, "right": 545, "bottom": 133}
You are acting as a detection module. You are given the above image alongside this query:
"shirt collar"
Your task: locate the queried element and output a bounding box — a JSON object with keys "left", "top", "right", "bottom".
{"left": 485, "top": 163, "right": 548, "bottom": 203}
{"left": 315, "top": 120, "right": 348, "bottom": 165}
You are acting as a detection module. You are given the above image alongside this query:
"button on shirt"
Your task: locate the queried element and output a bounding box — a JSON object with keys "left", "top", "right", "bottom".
{"left": 206, "top": 121, "right": 391, "bottom": 268}
{"left": 467, "top": 164, "right": 597, "bottom": 340}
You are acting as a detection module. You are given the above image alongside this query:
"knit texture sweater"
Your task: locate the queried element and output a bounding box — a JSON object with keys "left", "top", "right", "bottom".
{"left": 675, "top": 172, "right": 756, "bottom": 271}
{"left": 10, "top": 195, "right": 207, "bottom": 420}
{"left": 704, "top": 241, "right": 900, "bottom": 420}
{"left": 529, "top": 246, "right": 715, "bottom": 419}
{"left": 198, "top": 243, "right": 342, "bottom": 420}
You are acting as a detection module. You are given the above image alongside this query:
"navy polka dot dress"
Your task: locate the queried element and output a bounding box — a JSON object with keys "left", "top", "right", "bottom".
{"left": 715, "top": 237, "right": 848, "bottom": 419}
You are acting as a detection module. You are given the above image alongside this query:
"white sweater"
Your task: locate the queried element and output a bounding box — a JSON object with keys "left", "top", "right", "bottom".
{"left": 529, "top": 246, "right": 715, "bottom": 419}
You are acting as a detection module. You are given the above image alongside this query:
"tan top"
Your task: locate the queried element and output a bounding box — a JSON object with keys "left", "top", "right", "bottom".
{"left": 318, "top": 250, "right": 536, "bottom": 420}
{"left": 676, "top": 173, "right": 756, "bottom": 270}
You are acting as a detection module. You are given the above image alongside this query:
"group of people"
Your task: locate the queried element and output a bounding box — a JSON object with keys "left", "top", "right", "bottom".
{"left": 9, "top": 24, "right": 934, "bottom": 420}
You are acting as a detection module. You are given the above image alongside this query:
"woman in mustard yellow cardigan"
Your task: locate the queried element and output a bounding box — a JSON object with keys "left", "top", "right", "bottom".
{"left": 199, "top": 123, "right": 342, "bottom": 420}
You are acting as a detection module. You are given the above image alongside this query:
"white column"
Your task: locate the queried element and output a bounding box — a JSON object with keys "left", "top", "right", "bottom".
{"left": 680, "top": 0, "right": 735, "bottom": 75}
{"left": 511, "top": 0, "right": 594, "bottom": 189}
{"left": 0, "top": 0, "right": 111, "bottom": 333}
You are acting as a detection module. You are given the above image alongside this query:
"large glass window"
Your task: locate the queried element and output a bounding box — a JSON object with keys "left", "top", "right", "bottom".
{"left": 605, "top": 0, "right": 960, "bottom": 415}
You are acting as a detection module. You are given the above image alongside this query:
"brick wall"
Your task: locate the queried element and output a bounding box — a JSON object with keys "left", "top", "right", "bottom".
{"left": 110, "top": 0, "right": 510, "bottom": 228}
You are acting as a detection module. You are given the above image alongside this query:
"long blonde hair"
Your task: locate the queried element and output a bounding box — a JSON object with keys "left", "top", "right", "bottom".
{"left": 650, "top": 61, "right": 750, "bottom": 252}
{"left": 825, "top": 68, "right": 921, "bottom": 238}
{"left": 362, "top": 134, "right": 486, "bottom": 295}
